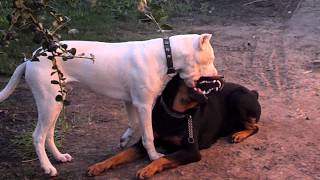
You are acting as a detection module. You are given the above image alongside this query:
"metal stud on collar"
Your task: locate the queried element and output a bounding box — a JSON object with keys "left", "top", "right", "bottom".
{"left": 187, "top": 115, "right": 195, "bottom": 144}
{"left": 159, "top": 96, "right": 194, "bottom": 144}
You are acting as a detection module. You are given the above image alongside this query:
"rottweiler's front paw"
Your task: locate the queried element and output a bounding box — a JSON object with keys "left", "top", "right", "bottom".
{"left": 231, "top": 131, "right": 248, "bottom": 143}
{"left": 136, "top": 165, "right": 158, "bottom": 179}
{"left": 87, "top": 163, "right": 106, "bottom": 176}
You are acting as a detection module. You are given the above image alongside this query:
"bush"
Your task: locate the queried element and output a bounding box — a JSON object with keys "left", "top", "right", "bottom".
{"left": 0, "top": 0, "right": 193, "bottom": 74}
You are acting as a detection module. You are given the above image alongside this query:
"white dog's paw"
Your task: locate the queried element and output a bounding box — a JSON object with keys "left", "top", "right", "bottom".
{"left": 149, "top": 152, "right": 164, "bottom": 161}
{"left": 56, "top": 153, "right": 73, "bottom": 162}
{"left": 43, "top": 165, "right": 58, "bottom": 176}
{"left": 119, "top": 128, "right": 133, "bottom": 148}
{"left": 119, "top": 137, "right": 131, "bottom": 149}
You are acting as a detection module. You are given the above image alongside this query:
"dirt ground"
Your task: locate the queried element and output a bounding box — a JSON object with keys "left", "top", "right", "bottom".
{"left": 1, "top": 0, "right": 320, "bottom": 179}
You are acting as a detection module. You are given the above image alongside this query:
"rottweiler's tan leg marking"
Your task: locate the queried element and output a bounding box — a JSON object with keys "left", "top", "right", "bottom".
{"left": 232, "top": 117, "right": 259, "bottom": 143}
{"left": 87, "top": 146, "right": 144, "bottom": 176}
{"left": 136, "top": 157, "right": 179, "bottom": 179}
{"left": 232, "top": 129, "right": 257, "bottom": 143}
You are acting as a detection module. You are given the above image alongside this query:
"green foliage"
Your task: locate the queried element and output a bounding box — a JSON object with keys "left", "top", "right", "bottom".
{"left": 11, "top": 128, "right": 64, "bottom": 160}
{"left": 11, "top": 130, "right": 37, "bottom": 159}
{"left": 0, "top": 1, "right": 11, "bottom": 26}
{"left": 0, "top": 0, "right": 194, "bottom": 74}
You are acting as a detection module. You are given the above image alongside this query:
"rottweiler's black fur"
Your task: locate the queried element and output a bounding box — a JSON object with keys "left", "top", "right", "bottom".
{"left": 150, "top": 75, "right": 261, "bottom": 163}
{"left": 87, "top": 75, "right": 261, "bottom": 178}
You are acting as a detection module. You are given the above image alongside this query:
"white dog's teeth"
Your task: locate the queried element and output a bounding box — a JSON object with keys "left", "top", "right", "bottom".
{"left": 198, "top": 88, "right": 205, "bottom": 94}
{"left": 195, "top": 88, "right": 203, "bottom": 94}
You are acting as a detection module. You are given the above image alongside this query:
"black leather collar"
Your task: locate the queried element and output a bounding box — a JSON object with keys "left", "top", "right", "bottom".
{"left": 159, "top": 96, "right": 187, "bottom": 119}
{"left": 163, "top": 37, "right": 176, "bottom": 75}
{"left": 159, "top": 96, "right": 195, "bottom": 144}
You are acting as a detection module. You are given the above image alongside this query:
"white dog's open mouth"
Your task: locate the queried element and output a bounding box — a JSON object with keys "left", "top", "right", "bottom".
{"left": 188, "top": 76, "right": 224, "bottom": 103}
{"left": 196, "top": 76, "right": 224, "bottom": 95}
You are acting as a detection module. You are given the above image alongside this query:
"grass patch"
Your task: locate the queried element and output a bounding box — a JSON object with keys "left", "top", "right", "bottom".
{"left": 11, "top": 125, "right": 66, "bottom": 160}
{"left": 0, "top": 0, "right": 194, "bottom": 74}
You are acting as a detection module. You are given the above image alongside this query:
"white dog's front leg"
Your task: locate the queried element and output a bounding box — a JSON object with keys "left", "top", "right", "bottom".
{"left": 136, "top": 104, "right": 164, "bottom": 160}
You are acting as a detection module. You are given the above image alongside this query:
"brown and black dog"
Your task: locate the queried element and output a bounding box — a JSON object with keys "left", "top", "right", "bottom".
{"left": 87, "top": 75, "right": 261, "bottom": 179}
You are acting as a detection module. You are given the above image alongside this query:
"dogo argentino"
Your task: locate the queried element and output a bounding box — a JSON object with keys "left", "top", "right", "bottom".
{"left": 0, "top": 34, "right": 217, "bottom": 176}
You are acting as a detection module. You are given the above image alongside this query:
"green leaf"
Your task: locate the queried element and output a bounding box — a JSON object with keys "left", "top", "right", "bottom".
{"left": 51, "top": 80, "right": 59, "bottom": 84}
{"left": 160, "top": 23, "right": 173, "bottom": 30}
{"left": 55, "top": 95, "right": 63, "bottom": 102}
{"left": 48, "top": 56, "right": 54, "bottom": 60}
{"left": 31, "top": 57, "right": 40, "bottom": 62}
{"left": 68, "top": 48, "right": 76, "bottom": 55}
{"left": 48, "top": 44, "right": 58, "bottom": 52}
{"left": 41, "top": 52, "right": 47, "bottom": 56}
{"left": 61, "top": 44, "right": 68, "bottom": 49}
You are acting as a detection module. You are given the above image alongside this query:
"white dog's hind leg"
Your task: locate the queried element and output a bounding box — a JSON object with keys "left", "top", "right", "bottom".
{"left": 26, "top": 66, "right": 65, "bottom": 176}
{"left": 46, "top": 105, "right": 72, "bottom": 163}
{"left": 119, "top": 102, "right": 138, "bottom": 148}
{"left": 32, "top": 101, "right": 60, "bottom": 176}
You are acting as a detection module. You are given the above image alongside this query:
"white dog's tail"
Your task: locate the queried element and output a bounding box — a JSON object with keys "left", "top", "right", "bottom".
{"left": 0, "top": 62, "right": 26, "bottom": 102}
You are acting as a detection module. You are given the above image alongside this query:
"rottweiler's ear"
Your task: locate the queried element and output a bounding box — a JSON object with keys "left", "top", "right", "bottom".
{"left": 251, "top": 90, "right": 259, "bottom": 99}
{"left": 199, "top": 34, "right": 212, "bottom": 50}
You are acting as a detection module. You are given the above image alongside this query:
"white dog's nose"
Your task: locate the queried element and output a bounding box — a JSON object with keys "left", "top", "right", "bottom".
{"left": 212, "top": 67, "right": 218, "bottom": 76}
{"left": 200, "top": 64, "right": 218, "bottom": 77}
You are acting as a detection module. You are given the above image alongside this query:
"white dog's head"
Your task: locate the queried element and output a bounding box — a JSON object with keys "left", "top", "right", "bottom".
{"left": 172, "top": 34, "right": 218, "bottom": 87}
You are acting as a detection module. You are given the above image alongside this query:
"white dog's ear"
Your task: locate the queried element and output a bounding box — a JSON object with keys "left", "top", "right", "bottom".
{"left": 199, "top": 33, "right": 212, "bottom": 50}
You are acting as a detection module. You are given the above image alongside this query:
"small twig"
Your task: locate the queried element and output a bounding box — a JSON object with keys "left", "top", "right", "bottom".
{"left": 138, "top": 0, "right": 168, "bottom": 36}
{"left": 243, "top": 0, "right": 268, "bottom": 6}
{"left": 51, "top": 16, "right": 71, "bottom": 34}
{"left": 21, "top": 158, "right": 38, "bottom": 163}
{"left": 144, "top": 12, "right": 162, "bottom": 32}
{"left": 293, "top": 0, "right": 303, "bottom": 13}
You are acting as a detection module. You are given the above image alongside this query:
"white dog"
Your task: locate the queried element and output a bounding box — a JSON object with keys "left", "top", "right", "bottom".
{"left": 0, "top": 34, "right": 217, "bottom": 176}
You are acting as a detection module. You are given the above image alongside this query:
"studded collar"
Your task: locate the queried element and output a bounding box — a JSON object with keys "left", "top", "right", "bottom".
{"left": 163, "top": 37, "right": 176, "bottom": 76}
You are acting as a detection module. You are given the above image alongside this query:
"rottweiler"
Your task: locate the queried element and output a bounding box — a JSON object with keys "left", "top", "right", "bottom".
{"left": 87, "top": 75, "right": 261, "bottom": 179}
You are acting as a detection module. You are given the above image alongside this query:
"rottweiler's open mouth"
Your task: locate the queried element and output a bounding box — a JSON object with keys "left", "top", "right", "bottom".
{"left": 188, "top": 75, "right": 224, "bottom": 103}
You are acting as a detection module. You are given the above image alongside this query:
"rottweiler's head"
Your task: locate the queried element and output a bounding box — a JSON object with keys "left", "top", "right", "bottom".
{"left": 161, "top": 75, "right": 224, "bottom": 113}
